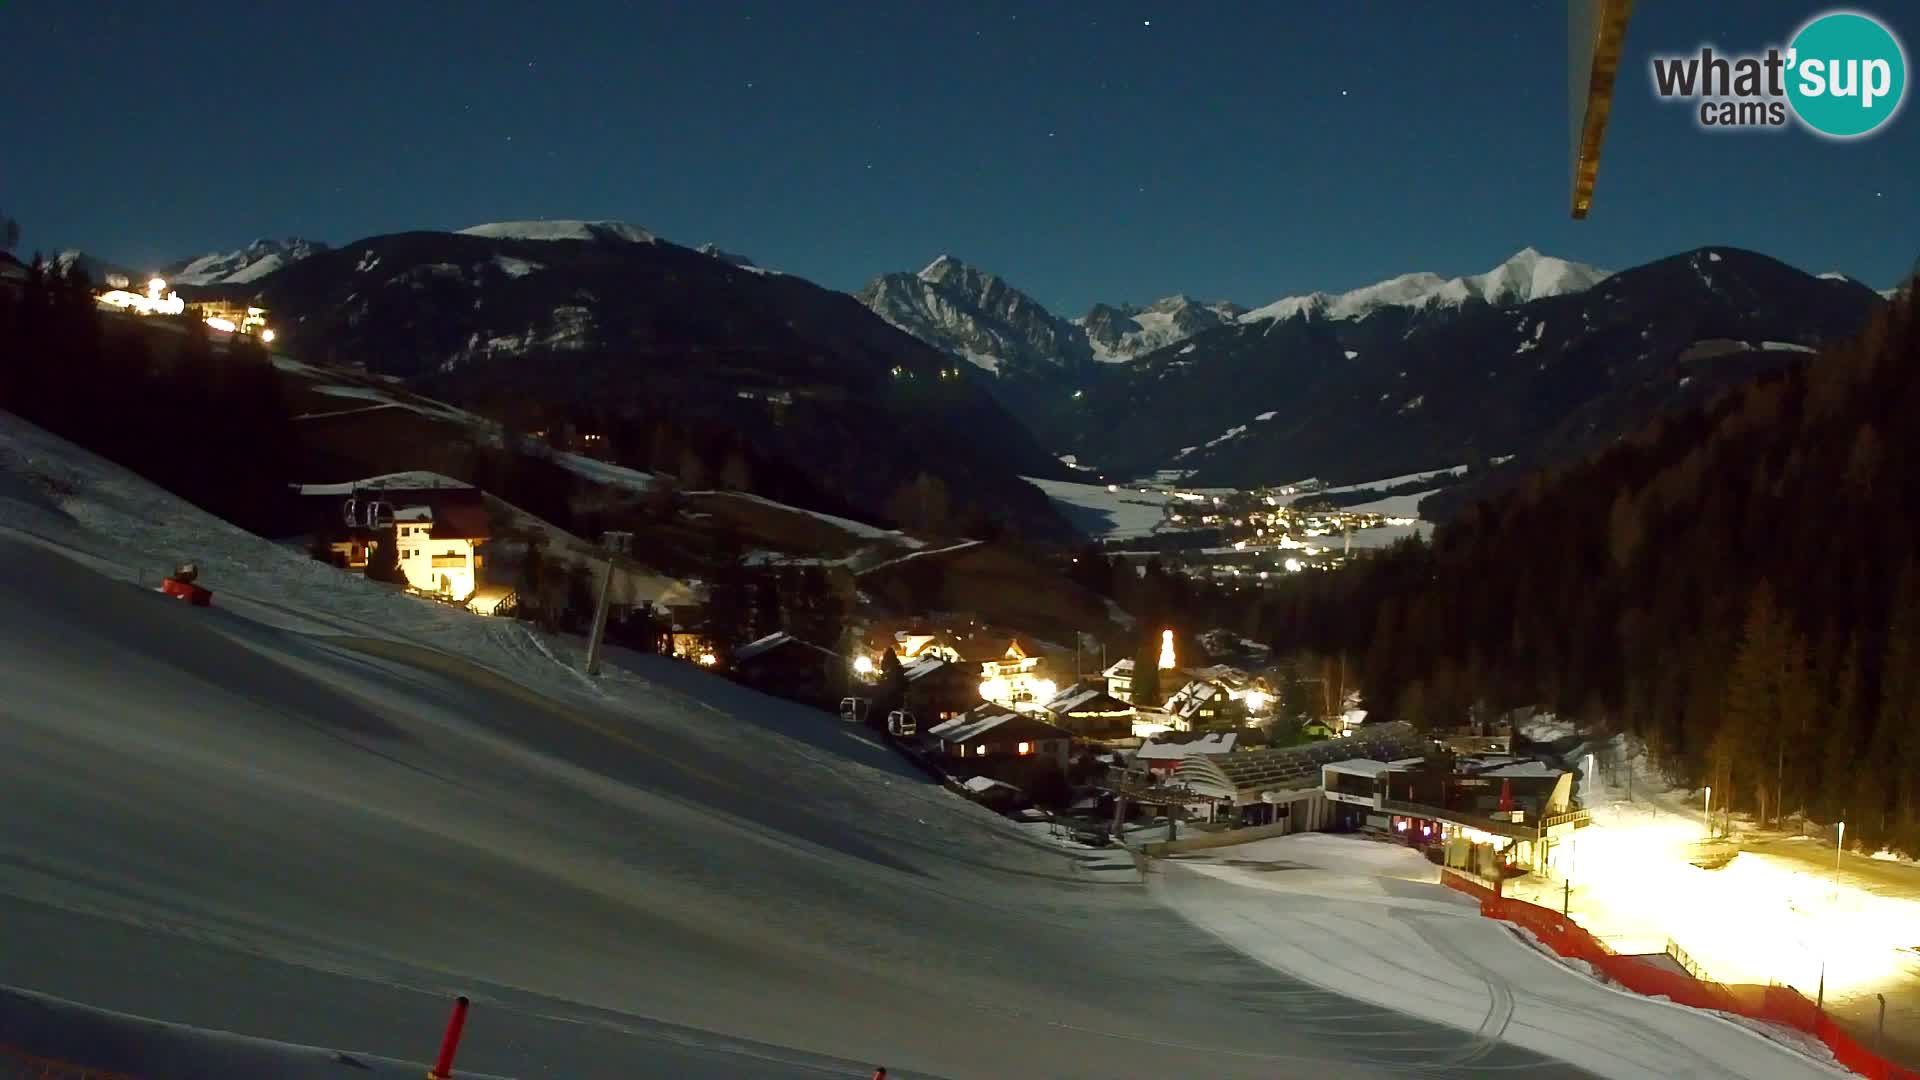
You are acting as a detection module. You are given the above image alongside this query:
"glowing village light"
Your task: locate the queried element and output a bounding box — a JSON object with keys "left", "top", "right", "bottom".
{"left": 1158, "top": 628, "right": 1176, "bottom": 670}
{"left": 852, "top": 655, "right": 875, "bottom": 676}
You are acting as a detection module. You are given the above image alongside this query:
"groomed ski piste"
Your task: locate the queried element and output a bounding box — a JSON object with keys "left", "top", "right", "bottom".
{"left": 0, "top": 411, "right": 1844, "bottom": 1079}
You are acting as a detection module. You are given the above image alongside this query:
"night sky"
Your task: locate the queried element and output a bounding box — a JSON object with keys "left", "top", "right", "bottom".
{"left": 6, "top": 2, "right": 1913, "bottom": 312}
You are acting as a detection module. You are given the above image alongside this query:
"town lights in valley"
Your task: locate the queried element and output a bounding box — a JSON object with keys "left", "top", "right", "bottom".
{"left": 698, "top": 653, "right": 718, "bottom": 666}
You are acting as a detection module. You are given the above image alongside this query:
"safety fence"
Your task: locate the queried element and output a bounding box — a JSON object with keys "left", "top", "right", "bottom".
{"left": 1440, "top": 873, "right": 1918, "bottom": 1080}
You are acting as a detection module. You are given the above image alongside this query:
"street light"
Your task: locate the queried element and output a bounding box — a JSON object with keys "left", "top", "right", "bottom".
{"left": 1820, "top": 820, "right": 1845, "bottom": 1009}
{"left": 1703, "top": 785, "right": 1713, "bottom": 839}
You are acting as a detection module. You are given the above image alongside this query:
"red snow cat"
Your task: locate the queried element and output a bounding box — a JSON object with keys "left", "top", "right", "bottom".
{"left": 160, "top": 562, "right": 213, "bottom": 607}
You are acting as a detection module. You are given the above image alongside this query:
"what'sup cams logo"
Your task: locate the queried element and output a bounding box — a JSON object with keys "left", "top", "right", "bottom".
{"left": 1651, "top": 10, "right": 1907, "bottom": 138}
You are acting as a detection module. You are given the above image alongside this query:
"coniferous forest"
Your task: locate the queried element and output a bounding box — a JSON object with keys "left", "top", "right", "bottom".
{"left": 1261, "top": 282, "right": 1920, "bottom": 856}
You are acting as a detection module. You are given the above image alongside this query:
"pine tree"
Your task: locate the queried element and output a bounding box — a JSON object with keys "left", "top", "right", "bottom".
{"left": 1723, "top": 581, "right": 1797, "bottom": 822}
{"left": 1882, "top": 562, "right": 1920, "bottom": 830}
{"left": 876, "top": 648, "right": 908, "bottom": 729}
{"left": 1820, "top": 638, "right": 1865, "bottom": 822}
{"left": 1131, "top": 635, "right": 1162, "bottom": 708}
{"left": 701, "top": 539, "right": 752, "bottom": 661}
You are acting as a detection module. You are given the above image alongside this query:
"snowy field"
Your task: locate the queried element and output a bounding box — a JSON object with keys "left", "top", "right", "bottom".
{"left": 1338, "top": 520, "right": 1436, "bottom": 550}
{"left": 1286, "top": 465, "right": 1468, "bottom": 504}
{"left": 1021, "top": 476, "right": 1179, "bottom": 540}
{"left": 1513, "top": 718, "right": 1920, "bottom": 1067}
{"left": 0, "top": 413, "right": 1582, "bottom": 1078}
{"left": 1152, "top": 834, "right": 1846, "bottom": 1080}
{"left": 1342, "top": 488, "right": 1436, "bottom": 518}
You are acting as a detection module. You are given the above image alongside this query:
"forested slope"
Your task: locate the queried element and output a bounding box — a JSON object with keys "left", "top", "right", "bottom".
{"left": 1264, "top": 280, "right": 1920, "bottom": 855}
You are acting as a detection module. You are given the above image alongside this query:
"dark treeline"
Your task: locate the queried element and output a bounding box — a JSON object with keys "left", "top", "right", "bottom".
{"left": 1260, "top": 286, "right": 1920, "bottom": 855}
{"left": 468, "top": 391, "right": 1019, "bottom": 543}
{"left": 0, "top": 259, "right": 297, "bottom": 535}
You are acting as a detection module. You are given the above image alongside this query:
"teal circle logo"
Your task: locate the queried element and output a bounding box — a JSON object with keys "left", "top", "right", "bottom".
{"left": 1786, "top": 11, "right": 1907, "bottom": 138}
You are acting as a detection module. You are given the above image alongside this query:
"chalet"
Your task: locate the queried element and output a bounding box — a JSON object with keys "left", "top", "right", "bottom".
{"left": 975, "top": 638, "right": 1056, "bottom": 711}
{"left": 668, "top": 632, "right": 720, "bottom": 666}
{"left": 927, "top": 705, "right": 1073, "bottom": 771}
{"left": 390, "top": 504, "right": 487, "bottom": 600}
{"left": 729, "top": 632, "right": 844, "bottom": 706}
{"left": 1102, "top": 658, "right": 1134, "bottom": 703}
{"left": 301, "top": 481, "right": 491, "bottom": 602}
{"left": 900, "top": 656, "right": 984, "bottom": 726}
{"left": 185, "top": 298, "right": 272, "bottom": 339}
{"left": 1322, "top": 751, "right": 1581, "bottom": 873}
{"left": 1170, "top": 722, "right": 1433, "bottom": 832}
{"left": 1163, "top": 680, "right": 1237, "bottom": 728}
{"left": 892, "top": 628, "right": 963, "bottom": 663}
{"left": 1039, "top": 681, "right": 1135, "bottom": 741}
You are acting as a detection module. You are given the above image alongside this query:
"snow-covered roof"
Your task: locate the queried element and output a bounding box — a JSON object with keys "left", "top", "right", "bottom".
{"left": 902, "top": 656, "right": 952, "bottom": 682}
{"left": 732, "top": 632, "right": 793, "bottom": 663}
{"left": 1043, "top": 682, "right": 1132, "bottom": 716}
{"left": 1164, "top": 680, "right": 1227, "bottom": 719}
{"left": 1103, "top": 658, "right": 1135, "bottom": 678}
{"left": 962, "top": 775, "right": 1021, "bottom": 796}
{"left": 1137, "top": 732, "right": 1238, "bottom": 761}
{"left": 1322, "top": 758, "right": 1397, "bottom": 778}
{"left": 392, "top": 505, "right": 433, "bottom": 523}
{"left": 294, "top": 471, "right": 472, "bottom": 496}
{"left": 1474, "top": 759, "right": 1566, "bottom": 780}
{"left": 1174, "top": 722, "right": 1432, "bottom": 799}
{"left": 927, "top": 706, "right": 1069, "bottom": 746}
{"left": 1184, "top": 664, "right": 1250, "bottom": 687}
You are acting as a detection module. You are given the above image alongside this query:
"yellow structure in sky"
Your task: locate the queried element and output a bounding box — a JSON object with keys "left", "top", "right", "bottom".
{"left": 1569, "top": 0, "right": 1635, "bottom": 219}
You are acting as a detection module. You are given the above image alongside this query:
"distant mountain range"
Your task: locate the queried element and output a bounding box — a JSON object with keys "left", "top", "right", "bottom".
{"left": 41, "top": 219, "right": 1898, "bottom": 535}
{"left": 858, "top": 254, "right": 1248, "bottom": 375}
{"left": 858, "top": 247, "right": 1887, "bottom": 502}
{"left": 165, "top": 238, "right": 330, "bottom": 286}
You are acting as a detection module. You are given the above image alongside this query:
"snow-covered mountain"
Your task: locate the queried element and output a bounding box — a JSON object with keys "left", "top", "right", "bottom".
{"left": 697, "top": 242, "right": 756, "bottom": 267}
{"left": 859, "top": 248, "right": 1607, "bottom": 376}
{"left": 1238, "top": 248, "right": 1611, "bottom": 324}
{"left": 166, "top": 238, "right": 328, "bottom": 286}
{"left": 1079, "top": 295, "right": 1247, "bottom": 361}
{"left": 455, "top": 220, "right": 656, "bottom": 244}
{"left": 857, "top": 255, "right": 1092, "bottom": 374}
